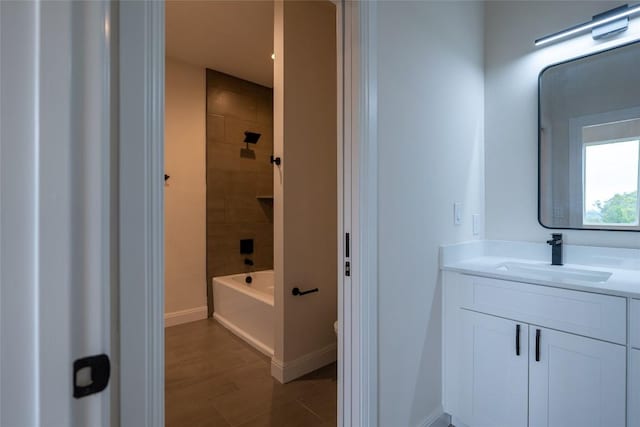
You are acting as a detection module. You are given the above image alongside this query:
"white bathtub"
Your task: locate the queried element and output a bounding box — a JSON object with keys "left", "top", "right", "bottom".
{"left": 212, "top": 270, "right": 274, "bottom": 356}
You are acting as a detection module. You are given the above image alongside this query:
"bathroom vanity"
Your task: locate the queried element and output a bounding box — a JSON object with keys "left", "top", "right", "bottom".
{"left": 441, "top": 241, "right": 640, "bottom": 427}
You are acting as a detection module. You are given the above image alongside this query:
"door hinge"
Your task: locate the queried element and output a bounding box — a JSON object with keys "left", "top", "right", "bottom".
{"left": 73, "top": 354, "right": 111, "bottom": 398}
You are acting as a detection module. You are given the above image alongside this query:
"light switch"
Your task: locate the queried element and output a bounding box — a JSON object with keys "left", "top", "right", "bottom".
{"left": 454, "top": 202, "right": 463, "bottom": 225}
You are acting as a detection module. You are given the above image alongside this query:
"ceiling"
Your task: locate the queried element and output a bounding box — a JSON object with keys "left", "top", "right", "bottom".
{"left": 166, "top": 0, "right": 274, "bottom": 88}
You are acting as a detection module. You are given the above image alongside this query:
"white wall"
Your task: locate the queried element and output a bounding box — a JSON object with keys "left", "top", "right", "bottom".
{"left": 281, "top": 0, "right": 337, "bottom": 365}
{"left": 376, "top": 2, "right": 485, "bottom": 425}
{"left": 272, "top": 0, "right": 337, "bottom": 382}
{"left": 164, "top": 58, "right": 208, "bottom": 323}
{"left": 485, "top": 1, "right": 640, "bottom": 248}
{"left": 1, "top": 2, "right": 41, "bottom": 425}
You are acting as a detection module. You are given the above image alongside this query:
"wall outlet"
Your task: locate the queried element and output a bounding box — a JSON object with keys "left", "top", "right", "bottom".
{"left": 472, "top": 213, "right": 480, "bottom": 235}
{"left": 454, "top": 202, "right": 463, "bottom": 225}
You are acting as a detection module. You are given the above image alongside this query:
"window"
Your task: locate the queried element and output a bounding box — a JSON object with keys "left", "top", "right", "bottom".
{"left": 582, "top": 119, "right": 640, "bottom": 227}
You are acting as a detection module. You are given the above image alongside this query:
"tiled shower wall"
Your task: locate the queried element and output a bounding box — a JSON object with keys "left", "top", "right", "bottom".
{"left": 206, "top": 69, "right": 274, "bottom": 281}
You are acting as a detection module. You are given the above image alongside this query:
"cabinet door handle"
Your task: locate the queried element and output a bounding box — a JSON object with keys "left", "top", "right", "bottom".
{"left": 535, "top": 329, "right": 541, "bottom": 362}
{"left": 515, "top": 324, "right": 520, "bottom": 356}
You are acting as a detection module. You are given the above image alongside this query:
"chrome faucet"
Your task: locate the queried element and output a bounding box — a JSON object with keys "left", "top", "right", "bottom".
{"left": 546, "top": 233, "right": 563, "bottom": 266}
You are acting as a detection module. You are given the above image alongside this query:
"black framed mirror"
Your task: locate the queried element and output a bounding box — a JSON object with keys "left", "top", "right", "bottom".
{"left": 539, "top": 40, "right": 640, "bottom": 231}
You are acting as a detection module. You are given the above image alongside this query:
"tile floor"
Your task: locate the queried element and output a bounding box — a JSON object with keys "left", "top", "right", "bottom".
{"left": 165, "top": 319, "right": 337, "bottom": 427}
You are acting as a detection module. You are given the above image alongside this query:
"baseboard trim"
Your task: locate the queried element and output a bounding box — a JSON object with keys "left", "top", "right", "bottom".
{"left": 271, "top": 342, "right": 337, "bottom": 383}
{"left": 212, "top": 312, "right": 274, "bottom": 357}
{"left": 164, "top": 306, "right": 208, "bottom": 327}
{"left": 417, "top": 406, "right": 450, "bottom": 427}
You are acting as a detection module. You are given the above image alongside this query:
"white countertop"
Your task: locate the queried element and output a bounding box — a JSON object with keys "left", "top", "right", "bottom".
{"left": 441, "top": 240, "right": 640, "bottom": 299}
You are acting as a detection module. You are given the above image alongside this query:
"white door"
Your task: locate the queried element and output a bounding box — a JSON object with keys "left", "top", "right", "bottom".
{"left": 529, "top": 327, "right": 626, "bottom": 427}
{"left": 630, "top": 349, "right": 640, "bottom": 427}
{"left": 1, "top": 1, "right": 116, "bottom": 426}
{"left": 456, "top": 310, "right": 529, "bottom": 427}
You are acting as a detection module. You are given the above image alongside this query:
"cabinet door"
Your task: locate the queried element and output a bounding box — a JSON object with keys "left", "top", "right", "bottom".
{"left": 529, "top": 327, "right": 626, "bottom": 427}
{"left": 456, "top": 310, "right": 529, "bottom": 427}
{"left": 631, "top": 349, "right": 640, "bottom": 427}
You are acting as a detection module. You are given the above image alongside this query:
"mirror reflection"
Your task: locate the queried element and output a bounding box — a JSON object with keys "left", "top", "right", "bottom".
{"left": 539, "top": 41, "right": 640, "bottom": 231}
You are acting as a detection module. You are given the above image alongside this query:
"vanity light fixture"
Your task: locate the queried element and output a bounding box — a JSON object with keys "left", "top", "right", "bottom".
{"left": 535, "top": 3, "right": 640, "bottom": 46}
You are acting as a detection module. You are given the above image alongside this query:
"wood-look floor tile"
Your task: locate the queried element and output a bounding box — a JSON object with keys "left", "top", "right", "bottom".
{"left": 297, "top": 389, "right": 337, "bottom": 425}
{"left": 236, "top": 401, "right": 324, "bottom": 427}
{"left": 211, "top": 380, "right": 299, "bottom": 426}
{"left": 293, "top": 365, "right": 337, "bottom": 425}
{"left": 166, "top": 394, "right": 231, "bottom": 427}
{"left": 166, "top": 319, "right": 336, "bottom": 427}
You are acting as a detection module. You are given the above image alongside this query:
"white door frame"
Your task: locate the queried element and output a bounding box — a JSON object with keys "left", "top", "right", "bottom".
{"left": 2, "top": 1, "right": 117, "bottom": 425}
{"left": 118, "top": 2, "right": 165, "bottom": 426}
{"left": 344, "top": 2, "right": 378, "bottom": 425}
{"left": 117, "top": 1, "right": 378, "bottom": 426}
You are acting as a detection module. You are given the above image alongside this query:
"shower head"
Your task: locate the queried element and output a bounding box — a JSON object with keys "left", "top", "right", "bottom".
{"left": 244, "top": 131, "right": 261, "bottom": 144}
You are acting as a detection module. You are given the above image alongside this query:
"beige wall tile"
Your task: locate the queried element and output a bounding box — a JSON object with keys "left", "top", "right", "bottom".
{"left": 206, "top": 169, "right": 226, "bottom": 198}
{"left": 225, "top": 196, "right": 270, "bottom": 224}
{"left": 256, "top": 96, "right": 274, "bottom": 126}
{"left": 224, "top": 171, "right": 260, "bottom": 197}
{"left": 207, "top": 142, "right": 272, "bottom": 174}
{"left": 225, "top": 117, "right": 273, "bottom": 150}
{"left": 206, "top": 199, "right": 226, "bottom": 223}
{"left": 207, "top": 69, "right": 272, "bottom": 100}
{"left": 255, "top": 173, "right": 273, "bottom": 197}
{"left": 207, "top": 88, "right": 258, "bottom": 122}
{"left": 206, "top": 114, "right": 225, "bottom": 142}
{"left": 206, "top": 69, "right": 274, "bottom": 281}
{"left": 253, "top": 243, "right": 274, "bottom": 271}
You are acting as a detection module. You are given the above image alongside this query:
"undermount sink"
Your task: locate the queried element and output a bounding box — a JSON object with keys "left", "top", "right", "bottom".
{"left": 496, "top": 262, "right": 612, "bottom": 283}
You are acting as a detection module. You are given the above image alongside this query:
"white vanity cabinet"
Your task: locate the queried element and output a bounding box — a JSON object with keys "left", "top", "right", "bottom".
{"left": 528, "top": 327, "right": 626, "bottom": 427}
{"left": 632, "top": 299, "right": 640, "bottom": 348}
{"left": 456, "top": 310, "right": 529, "bottom": 427}
{"left": 444, "top": 271, "right": 628, "bottom": 427}
{"left": 629, "top": 349, "right": 640, "bottom": 427}
{"left": 631, "top": 302, "right": 640, "bottom": 427}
